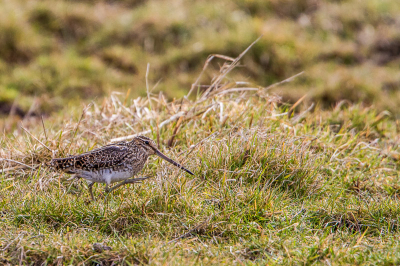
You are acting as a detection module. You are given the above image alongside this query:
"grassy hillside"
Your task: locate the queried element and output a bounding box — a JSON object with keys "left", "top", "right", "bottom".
{"left": 0, "top": 0, "right": 400, "bottom": 122}
{"left": 1, "top": 47, "right": 400, "bottom": 264}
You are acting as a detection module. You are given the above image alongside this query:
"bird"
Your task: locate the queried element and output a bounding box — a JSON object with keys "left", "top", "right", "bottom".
{"left": 49, "top": 135, "right": 194, "bottom": 200}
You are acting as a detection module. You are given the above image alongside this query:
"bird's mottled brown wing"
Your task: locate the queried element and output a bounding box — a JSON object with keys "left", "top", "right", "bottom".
{"left": 50, "top": 142, "right": 136, "bottom": 173}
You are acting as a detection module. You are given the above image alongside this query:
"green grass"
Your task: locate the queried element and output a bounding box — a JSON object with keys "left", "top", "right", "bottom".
{"left": 1, "top": 47, "right": 400, "bottom": 264}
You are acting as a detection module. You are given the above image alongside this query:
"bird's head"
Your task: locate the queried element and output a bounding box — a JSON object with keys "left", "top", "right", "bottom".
{"left": 132, "top": 135, "right": 194, "bottom": 175}
{"left": 133, "top": 135, "right": 158, "bottom": 155}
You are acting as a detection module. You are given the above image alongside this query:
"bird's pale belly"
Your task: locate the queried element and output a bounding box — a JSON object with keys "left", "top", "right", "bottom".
{"left": 77, "top": 168, "right": 134, "bottom": 184}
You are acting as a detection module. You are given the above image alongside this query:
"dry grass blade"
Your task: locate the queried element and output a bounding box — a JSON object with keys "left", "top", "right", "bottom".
{"left": 20, "top": 125, "right": 52, "bottom": 152}
{"left": 187, "top": 54, "right": 235, "bottom": 98}
{"left": 0, "top": 158, "right": 36, "bottom": 170}
{"left": 146, "top": 63, "right": 153, "bottom": 111}
{"left": 167, "top": 117, "right": 183, "bottom": 147}
{"left": 288, "top": 94, "right": 308, "bottom": 119}
{"left": 40, "top": 115, "right": 48, "bottom": 142}
{"left": 67, "top": 104, "right": 91, "bottom": 153}
{"left": 110, "top": 112, "right": 186, "bottom": 142}
{"left": 291, "top": 103, "right": 315, "bottom": 124}
{"left": 178, "top": 131, "right": 219, "bottom": 158}
{"left": 265, "top": 71, "right": 304, "bottom": 92}
{"left": 215, "top": 87, "right": 259, "bottom": 96}
{"left": 22, "top": 97, "right": 38, "bottom": 122}
{"left": 371, "top": 110, "right": 391, "bottom": 127}
{"left": 200, "top": 36, "right": 262, "bottom": 100}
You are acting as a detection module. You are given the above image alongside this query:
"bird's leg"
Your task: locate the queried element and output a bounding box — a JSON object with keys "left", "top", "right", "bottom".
{"left": 106, "top": 177, "right": 151, "bottom": 195}
{"left": 103, "top": 184, "right": 110, "bottom": 205}
{"left": 97, "top": 184, "right": 111, "bottom": 201}
{"left": 88, "top": 182, "right": 94, "bottom": 201}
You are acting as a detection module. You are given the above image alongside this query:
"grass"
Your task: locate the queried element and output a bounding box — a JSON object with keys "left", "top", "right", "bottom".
{"left": 1, "top": 45, "right": 400, "bottom": 264}
{"left": 0, "top": 0, "right": 400, "bottom": 120}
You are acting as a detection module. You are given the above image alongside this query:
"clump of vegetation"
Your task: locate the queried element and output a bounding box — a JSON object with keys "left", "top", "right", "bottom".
{"left": 1, "top": 43, "right": 400, "bottom": 264}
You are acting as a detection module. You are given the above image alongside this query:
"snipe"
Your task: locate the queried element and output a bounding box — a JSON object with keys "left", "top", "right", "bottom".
{"left": 49, "top": 136, "right": 194, "bottom": 200}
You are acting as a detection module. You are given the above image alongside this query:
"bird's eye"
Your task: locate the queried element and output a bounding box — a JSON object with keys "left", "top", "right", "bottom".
{"left": 145, "top": 141, "right": 150, "bottom": 145}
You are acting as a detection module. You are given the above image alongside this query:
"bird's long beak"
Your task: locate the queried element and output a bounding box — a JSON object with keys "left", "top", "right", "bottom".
{"left": 155, "top": 149, "right": 194, "bottom": 175}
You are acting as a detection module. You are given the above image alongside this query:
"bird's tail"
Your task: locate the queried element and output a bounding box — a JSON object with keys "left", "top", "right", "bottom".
{"left": 46, "top": 158, "right": 63, "bottom": 170}
{"left": 42, "top": 160, "right": 54, "bottom": 170}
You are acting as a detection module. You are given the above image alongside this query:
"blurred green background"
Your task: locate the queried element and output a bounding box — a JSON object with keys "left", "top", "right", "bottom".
{"left": 0, "top": 0, "right": 399, "bottom": 118}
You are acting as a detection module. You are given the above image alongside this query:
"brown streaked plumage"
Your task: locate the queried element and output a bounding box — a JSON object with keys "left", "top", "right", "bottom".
{"left": 49, "top": 136, "right": 194, "bottom": 200}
